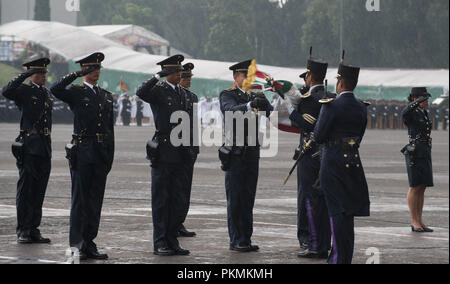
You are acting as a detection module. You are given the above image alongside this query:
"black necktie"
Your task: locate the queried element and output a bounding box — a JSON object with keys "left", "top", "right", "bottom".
{"left": 93, "top": 86, "right": 99, "bottom": 96}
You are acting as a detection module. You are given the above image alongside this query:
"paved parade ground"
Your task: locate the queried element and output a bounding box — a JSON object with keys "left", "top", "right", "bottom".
{"left": 0, "top": 123, "right": 448, "bottom": 264}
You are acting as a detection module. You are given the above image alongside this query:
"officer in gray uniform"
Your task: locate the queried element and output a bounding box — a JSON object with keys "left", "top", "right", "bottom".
{"left": 1, "top": 57, "right": 53, "bottom": 244}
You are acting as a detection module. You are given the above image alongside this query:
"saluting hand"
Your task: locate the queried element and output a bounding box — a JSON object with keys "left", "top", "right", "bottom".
{"left": 75, "top": 67, "right": 98, "bottom": 77}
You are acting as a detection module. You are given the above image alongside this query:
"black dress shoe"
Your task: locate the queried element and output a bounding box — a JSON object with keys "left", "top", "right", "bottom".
{"left": 86, "top": 250, "right": 108, "bottom": 260}
{"left": 173, "top": 247, "right": 190, "bottom": 256}
{"left": 17, "top": 236, "right": 33, "bottom": 244}
{"left": 178, "top": 227, "right": 197, "bottom": 238}
{"left": 230, "top": 244, "right": 256, "bottom": 253}
{"left": 300, "top": 242, "right": 309, "bottom": 250}
{"left": 411, "top": 226, "right": 426, "bottom": 233}
{"left": 422, "top": 227, "right": 434, "bottom": 233}
{"left": 249, "top": 245, "right": 260, "bottom": 252}
{"left": 298, "top": 249, "right": 329, "bottom": 259}
{"left": 78, "top": 251, "right": 88, "bottom": 261}
{"left": 31, "top": 235, "right": 51, "bottom": 244}
{"left": 154, "top": 247, "right": 176, "bottom": 256}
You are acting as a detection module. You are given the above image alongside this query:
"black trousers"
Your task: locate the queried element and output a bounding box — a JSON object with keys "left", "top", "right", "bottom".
{"left": 151, "top": 162, "right": 188, "bottom": 250}
{"left": 328, "top": 213, "right": 355, "bottom": 264}
{"left": 225, "top": 154, "right": 259, "bottom": 246}
{"left": 69, "top": 161, "right": 109, "bottom": 252}
{"left": 16, "top": 154, "right": 51, "bottom": 238}
{"left": 180, "top": 156, "right": 197, "bottom": 229}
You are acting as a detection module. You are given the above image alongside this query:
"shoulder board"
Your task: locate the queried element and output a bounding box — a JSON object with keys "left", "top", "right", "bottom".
{"left": 21, "top": 82, "right": 32, "bottom": 87}
{"left": 225, "top": 88, "right": 237, "bottom": 92}
{"left": 361, "top": 100, "right": 371, "bottom": 106}
{"left": 71, "top": 83, "right": 86, "bottom": 88}
{"left": 319, "top": 98, "right": 335, "bottom": 104}
{"left": 101, "top": 88, "right": 112, "bottom": 95}
{"left": 300, "top": 91, "right": 312, "bottom": 99}
{"left": 156, "top": 82, "right": 165, "bottom": 87}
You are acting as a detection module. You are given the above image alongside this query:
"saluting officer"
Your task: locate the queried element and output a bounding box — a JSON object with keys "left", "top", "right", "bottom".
{"left": 219, "top": 60, "right": 273, "bottom": 252}
{"left": 314, "top": 56, "right": 370, "bottom": 264}
{"left": 135, "top": 97, "right": 145, "bottom": 127}
{"left": 402, "top": 88, "right": 434, "bottom": 233}
{"left": 177, "top": 63, "right": 199, "bottom": 238}
{"left": 51, "top": 52, "right": 115, "bottom": 260}
{"left": 121, "top": 94, "right": 132, "bottom": 126}
{"left": 136, "top": 55, "right": 191, "bottom": 256}
{"left": 280, "top": 55, "right": 333, "bottom": 259}
{"left": 1, "top": 57, "right": 53, "bottom": 244}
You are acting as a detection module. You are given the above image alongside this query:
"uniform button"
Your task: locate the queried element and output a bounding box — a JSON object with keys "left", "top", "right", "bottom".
{"left": 99, "top": 104, "right": 102, "bottom": 107}
{"left": 357, "top": 164, "right": 360, "bottom": 168}
{"left": 44, "top": 119, "right": 47, "bottom": 123}
{"left": 355, "top": 154, "right": 359, "bottom": 158}
{"left": 86, "top": 104, "right": 89, "bottom": 107}
{"left": 344, "top": 154, "right": 348, "bottom": 158}
{"left": 99, "top": 113, "right": 102, "bottom": 117}
{"left": 346, "top": 164, "right": 350, "bottom": 168}
{"left": 98, "top": 123, "right": 102, "bottom": 127}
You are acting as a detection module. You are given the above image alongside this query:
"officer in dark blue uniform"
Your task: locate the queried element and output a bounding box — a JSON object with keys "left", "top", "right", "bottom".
{"left": 314, "top": 58, "right": 370, "bottom": 264}
{"left": 281, "top": 56, "right": 333, "bottom": 259}
{"left": 135, "top": 97, "right": 144, "bottom": 127}
{"left": 121, "top": 94, "right": 132, "bottom": 126}
{"left": 1, "top": 57, "right": 53, "bottom": 244}
{"left": 219, "top": 60, "right": 273, "bottom": 252}
{"left": 178, "top": 63, "right": 199, "bottom": 238}
{"left": 402, "top": 87, "right": 434, "bottom": 233}
{"left": 51, "top": 52, "right": 114, "bottom": 260}
{"left": 136, "top": 55, "right": 191, "bottom": 256}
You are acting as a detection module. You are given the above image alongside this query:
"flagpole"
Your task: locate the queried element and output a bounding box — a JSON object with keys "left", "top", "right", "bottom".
{"left": 340, "top": 0, "right": 344, "bottom": 56}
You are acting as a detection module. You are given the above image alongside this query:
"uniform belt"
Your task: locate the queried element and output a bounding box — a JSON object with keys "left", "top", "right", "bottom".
{"left": 410, "top": 137, "right": 432, "bottom": 145}
{"left": 74, "top": 133, "right": 109, "bottom": 143}
{"left": 25, "top": 127, "right": 51, "bottom": 136}
{"left": 326, "top": 137, "right": 361, "bottom": 150}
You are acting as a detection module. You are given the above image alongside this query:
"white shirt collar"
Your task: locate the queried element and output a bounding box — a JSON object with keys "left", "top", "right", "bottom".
{"left": 83, "top": 81, "right": 98, "bottom": 91}
{"left": 165, "top": 80, "right": 177, "bottom": 90}
{"left": 309, "top": 84, "right": 324, "bottom": 93}
{"left": 339, "top": 91, "right": 353, "bottom": 96}
{"left": 31, "top": 81, "right": 42, "bottom": 88}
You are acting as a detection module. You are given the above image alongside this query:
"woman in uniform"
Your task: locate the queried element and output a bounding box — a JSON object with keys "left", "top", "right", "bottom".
{"left": 402, "top": 87, "right": 434, "bottom": 233}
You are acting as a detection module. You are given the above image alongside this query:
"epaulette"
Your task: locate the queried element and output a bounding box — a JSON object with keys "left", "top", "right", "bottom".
{"left": 156, "top": 81, "right": 165, "bottom": 87}
{"left": 300, "top": 91, "right": 312, "bottom": 99}
{"left": 319, "top": 98, "right": 335, "bottom": 104}
{"left": 225, "top": 87, "right": 236, "bottom": 92}
{"left": 181, "top": 86, "right": 197, "bottom": 96}
{"left": 22, "top": 82, "right": 32, "bottom": 87}
{"left": 71, "top": 83, "right": 86, "bottom": 88}
{"left": 361, "top": 100, "right": 371, "bottom": 106}
{"left": 101, "top": 88, "right": 112, "bottom": 95}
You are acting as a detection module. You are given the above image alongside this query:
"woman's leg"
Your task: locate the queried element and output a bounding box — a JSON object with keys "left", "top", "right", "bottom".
{"left": 417, "top": 185, "right": 427, "bottom": 228}
{"left": 407, "top": 186, "right": 423, "bottom": 228}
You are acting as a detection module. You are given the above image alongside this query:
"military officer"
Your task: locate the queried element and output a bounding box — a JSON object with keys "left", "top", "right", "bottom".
{"left": 135, "top": 97, "right": 145, "bottom": 127}
{"left": 219, "top": 60, "right": 273, "bottom": 252}
{"left": 177, "top": 63, "right": 199, "bottom": 238}
{"left": 121, "top": 94, "right": 132, "bottom": 126}
{"left": 1, "top": 57, "right": 53, "bottom": 244}
{"left": 314, "top": 57, "right": 370, "bottom": 264}
{"left": 402, "top": 88, "right": 434, "bottom": 233}
{"left": 51, "top": 52, "right": 114, "bottom": 260}
{"left": 278, "top": 56, "right": 333, "bottom": 259}
{"left": 136, "top": 54, "right": 191, "bottom": 256}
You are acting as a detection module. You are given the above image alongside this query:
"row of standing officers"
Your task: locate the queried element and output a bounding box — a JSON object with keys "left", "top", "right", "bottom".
{"left": 0, "top": 51, "right": 433, "bottom": 264}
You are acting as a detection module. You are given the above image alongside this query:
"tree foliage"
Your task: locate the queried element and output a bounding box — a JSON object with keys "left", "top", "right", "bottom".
{"left": 79, "top": 0, "right": 449, "bottom": 68}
